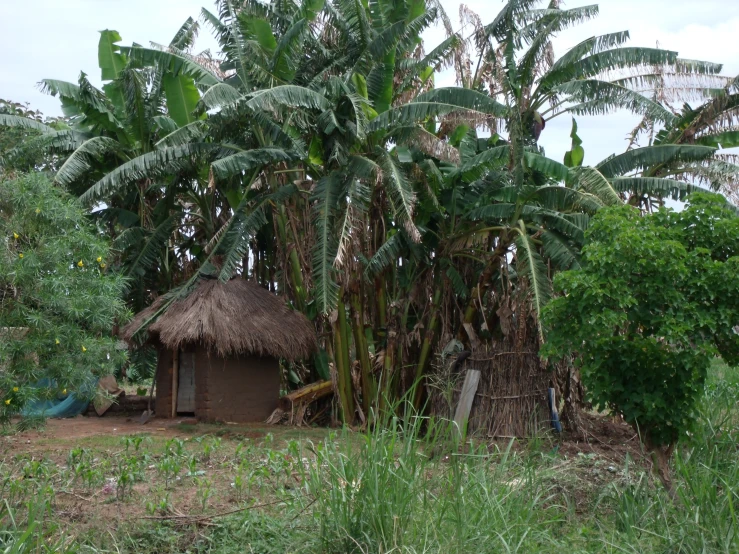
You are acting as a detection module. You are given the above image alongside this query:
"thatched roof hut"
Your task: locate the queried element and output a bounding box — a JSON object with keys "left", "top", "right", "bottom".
{"left": 122, "top": 278, "right": 317, "bottom": 360}
{"left": 121, "top": 278, "right": 317, "bottom": 422}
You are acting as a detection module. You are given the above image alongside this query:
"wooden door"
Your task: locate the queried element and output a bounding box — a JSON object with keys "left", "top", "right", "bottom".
{"left": 177, "top": 351, "right": 196, "bottom": 413}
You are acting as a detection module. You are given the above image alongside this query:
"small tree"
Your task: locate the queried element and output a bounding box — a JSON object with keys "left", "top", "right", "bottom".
{"left": 542, "top": 193, "right": 739, "bottom": 493}
{"left": 0, "top": 172, "right": 128, "bottom": 423}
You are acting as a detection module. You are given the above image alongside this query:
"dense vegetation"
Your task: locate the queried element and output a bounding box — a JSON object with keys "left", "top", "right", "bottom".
{"left": 3, "top": 0, "right": 739, "bottom": 426}
{"left": 1, "top": 0, "right": 739, "bottom": 551}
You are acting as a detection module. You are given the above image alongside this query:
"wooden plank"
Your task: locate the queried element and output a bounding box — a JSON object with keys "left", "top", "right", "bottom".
{"left": 176, "top": 351, "right": 196, "bottom": 413}
{"left": 453, "top": 369, "right": 481, "bottom": 442}
{"left": 171, "top": 349, "right": 179, "bottom": 418}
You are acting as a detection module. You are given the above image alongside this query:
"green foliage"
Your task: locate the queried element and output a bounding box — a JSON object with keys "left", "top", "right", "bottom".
{"left": 0, "top": 100, "right": 64, "bottom": 172}
{"left": 0, "top": 173, "right": 128, "bottom": 422}
{"left": 542, "top": 193, "right": 739, "bottom": 447}
{"left": 563, "top": 117, "right": 584, "bottom": 168}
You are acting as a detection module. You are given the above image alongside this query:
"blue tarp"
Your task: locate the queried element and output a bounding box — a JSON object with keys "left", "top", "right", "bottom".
{"left": 21, "top": 377, "right": 96, "bottom": 419}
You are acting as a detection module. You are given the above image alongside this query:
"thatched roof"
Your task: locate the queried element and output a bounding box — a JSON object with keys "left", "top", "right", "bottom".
{"left": 121, "top": 279, "right": 317, "bottom": 361}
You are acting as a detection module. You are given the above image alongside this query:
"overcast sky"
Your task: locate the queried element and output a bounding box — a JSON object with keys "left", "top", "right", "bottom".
{"left": 2, "top": 0, "right": 738, "bottom": 165}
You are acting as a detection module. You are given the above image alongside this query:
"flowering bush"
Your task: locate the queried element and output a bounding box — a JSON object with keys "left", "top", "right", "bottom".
{"left": 0, "top": 172, "right": 129, "bottom": 422}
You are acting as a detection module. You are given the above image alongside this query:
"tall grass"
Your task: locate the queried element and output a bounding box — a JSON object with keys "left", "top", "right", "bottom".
{"left": 594, "top": 360, "right": 739, "bottom": 553}
{"left": 300, "top": 408, "right": 566, "bottom": 553}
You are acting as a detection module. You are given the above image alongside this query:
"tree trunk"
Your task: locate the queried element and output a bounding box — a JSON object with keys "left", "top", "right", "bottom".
{"left": 334, "top": 288, "right": 355, "bottom": 423}
{"left": 351, "top": 292, "right": 376, "bottom": 416}
{"left": 413, "top": 289, "right": 442, "bottom": 410}
{"left": 646, "top": 438, "right": 678, "bottom": 501}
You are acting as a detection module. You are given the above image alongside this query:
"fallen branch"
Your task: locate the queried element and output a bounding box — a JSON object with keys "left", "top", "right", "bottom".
{"left": 268, "top": 380, "right": 333, "bottom": 425}
{"left": 278, "top": 380, "right": 333, "bottom": 412}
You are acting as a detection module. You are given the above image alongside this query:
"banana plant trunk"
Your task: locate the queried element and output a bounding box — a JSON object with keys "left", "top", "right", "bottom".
{"left": 413, "top": 288, "right": 442, "bottom": 410}
{"left": 351, "top": 291, "right": 376, "bottom": 417}
{"left": 333, "top": 287, "right": 355, "bottom": 423}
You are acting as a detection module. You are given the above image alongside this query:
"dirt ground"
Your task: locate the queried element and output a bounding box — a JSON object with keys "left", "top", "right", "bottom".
{"left": 558, "top": 412, "right": 645, "bottom": 464}
{"left": 0, "top": 411, "right": 649, "bottom": 543}
{"left": 3, "top": 410, "right": 645, "bottom": 462}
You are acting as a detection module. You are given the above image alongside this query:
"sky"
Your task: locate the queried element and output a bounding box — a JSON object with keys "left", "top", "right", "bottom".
{"left": 2, "top": 0, "right": 738, "bottom": 166}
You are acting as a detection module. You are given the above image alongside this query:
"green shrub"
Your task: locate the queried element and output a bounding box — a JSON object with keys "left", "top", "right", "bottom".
{"left": 542, "top": 193, "right": 739, "bottom": 487}
{"left": 0, "top": 172, "right": 128, "bottom": 422}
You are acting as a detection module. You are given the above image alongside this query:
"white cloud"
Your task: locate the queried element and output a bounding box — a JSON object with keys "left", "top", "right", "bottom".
{"left": 1, "top": 0, "right": 736, "bottom": 166}
{"left": 0, "top": 0, "right": 217, "bottom": 116}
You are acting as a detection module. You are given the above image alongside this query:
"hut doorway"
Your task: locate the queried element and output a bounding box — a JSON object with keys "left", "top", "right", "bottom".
{"left": 176, "top": 350, "right": 196, "bottom": 414}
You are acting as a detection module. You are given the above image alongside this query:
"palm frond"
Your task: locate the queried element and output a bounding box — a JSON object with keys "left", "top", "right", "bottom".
{"left": 548, "top": 31, "right": 631, "bottom": 72}
{"left": 555, "top": 80, "right": 676, "bottom": 124}
{"left": 39, "top": 79, "right": 82, "bottom": 101}
{"left": 200, "top": 82, "right": 244, "bottom": 110}
{"left": 458, "top": 145, "right": 509, "bottom": 180}
{"left": 369, "top": 88, "right": 507, "bottom": 131}
{"left": 514, "top": 220, "right": 550, "bottom": 341}
{"left": 540, "top": 229, "right": 581, "bottom": 270}
{"left": 695, "top": 130, "right": 739, "bottom": 149}
{"left": 524, "top": 207, "right": 588, "bottom": 242}
{"left": 610, "top": 176, "right": 706, "bottom": 200}
{"left": 246, "top": 85, "right": 331, "bottom": 111}
{"left": 533, "top": 185, "right": 603, "bottom": 213}
{"left": 467, "top": 203, "right": 517, "bottom": 222}
{"left": 152, "top": 115, "right": 179, "bottom": 135}
{"left": 441, "top": 258, "right": 469, "bottom": 299}
{"left": 55, "top": 137, "right": 126, "bottom": 186}
{"left": 0, "top": 115, "right": 54, "bottom": 133}
{"left": 596, "top": 144, "right": 715, "bottom": 177}
{"left": 378, "top": 149, "right": 420, "bottom": 242}
{"left": 155, "top": 120, "right": 208, "bottom": 147}
{"left": 363, "top": 231, "right": 403, "bottom": 281}
{"left": 524, "top": 152, "right": 569, "bottom": 181}
{"left": 170, "top": 17, "right": 200, "bottom": 50}
{"left": 210, "top": 147, "right": 295, "bottom": 180}
{"left": 485, "top": 0, "right": 540, "bottom": 41}
{"left": 125, "top": 214, "right": 178, "bottom": 280}
{"left": 80, "top": 143, "right": 228, "bottom": 203}
{"left": 568, "top": 166, "right": 622, "bottom": 206}
{"left": 389, "top": 126, "right": 462, "bottom": 164}
{"left": 542, "top": 47, "right": 677, "bottom": 90}
{"left": 311, "top": 173, "right": 343, "bottom": 313}
{"left": 121, "top": 46, "right": 220, "bottom": 86}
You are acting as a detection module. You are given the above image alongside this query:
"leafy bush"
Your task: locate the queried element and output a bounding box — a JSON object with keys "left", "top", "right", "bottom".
{"left": 542, "top": 193, "right": 739, "bottom": 486}
{"left": 0, "top": 172, "right": 128, "bottom": 422}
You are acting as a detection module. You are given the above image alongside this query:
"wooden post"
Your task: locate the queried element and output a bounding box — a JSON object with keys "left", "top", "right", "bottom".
{"left": 171, "top": 349, "right": 179, "bottom": 418}
{"left": 453, "top": 369, "right": 481, "bottom": 443}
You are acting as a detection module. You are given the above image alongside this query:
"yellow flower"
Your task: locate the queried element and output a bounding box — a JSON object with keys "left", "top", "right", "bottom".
{"left": 81, "top": 346, "right": 87, "bottom": 353}
{"left": 35, "top": 208, "right": 40, "bottom": 214}
{"left": 18, "top": 253, "right": 23, "bottom": 259}
{"left": 12, "top": 387, "right": 18, "bottom": 393}
{"left": 13, "top": 232, "right": 19, "bottom": 239}
{"left": 100, "top": 263, "right": 106, "bottom": 269}
{"left": 77, "top": 260, "right": 84, "bottom": 267}
{"left": 96, "top": 256, "right": 102, "bottom": 263}
{"left": 62, "top": 389, "right": 67, "bottom": 395}
{"left": 4, "top": 399, "right": 10, "bottom": 405}
{"left": 55, "top": 338, "right": 60, "bottom": 345}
